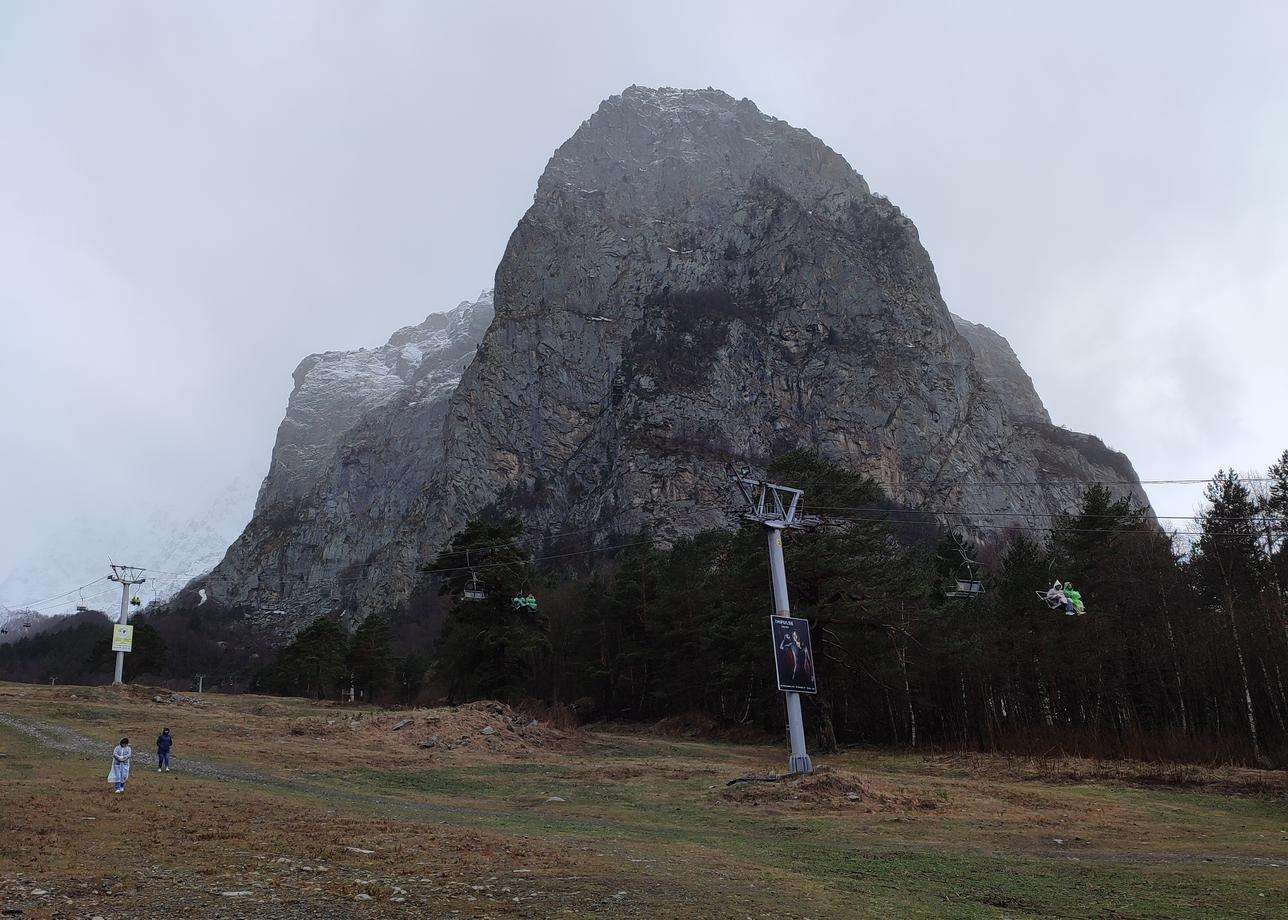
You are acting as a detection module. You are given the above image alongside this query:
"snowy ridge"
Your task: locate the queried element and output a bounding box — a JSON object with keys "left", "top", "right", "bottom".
{"left": 258, "top": 291, "right": 494, "bottom": 507}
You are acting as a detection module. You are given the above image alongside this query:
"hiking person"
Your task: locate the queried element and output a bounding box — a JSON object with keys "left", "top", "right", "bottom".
{"left": 108, "top": 737, "right": 132, "bottom": 793}
{"left": 156, "top": 727, "right": 173, "bottom": 772}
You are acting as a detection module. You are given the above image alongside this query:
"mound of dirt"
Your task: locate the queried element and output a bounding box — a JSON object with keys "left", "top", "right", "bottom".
{"left": 348, "top": 700, "right": 575, "bottom": 756}
{"left": 287, "top": 716, "right": 351, "bottom": 737}
{"left": 721, "top": 768, "right": 945, "bottom": 813}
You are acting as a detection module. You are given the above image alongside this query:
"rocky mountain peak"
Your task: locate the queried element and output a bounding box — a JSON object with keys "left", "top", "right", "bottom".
{"left": 197, "top": 87, "right": 1148, "bottom": 628}
{"left": 950, "top": 313, "right": 1051, "bottom": 424}
{"left": 260, "top": 292, "right": 492, "bottom": 507}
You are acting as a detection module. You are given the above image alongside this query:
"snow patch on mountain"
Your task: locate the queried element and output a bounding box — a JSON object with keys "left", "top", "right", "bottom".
{"left": 258, "top": 291, "right": 493, "bottom": 507}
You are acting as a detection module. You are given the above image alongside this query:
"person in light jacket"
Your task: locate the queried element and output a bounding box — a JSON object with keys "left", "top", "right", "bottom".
{"left": 108, "top": 737, "right": 132, "bottom": 793}
{"left": 156, "top": 728, "right": 173, "bottom": 772}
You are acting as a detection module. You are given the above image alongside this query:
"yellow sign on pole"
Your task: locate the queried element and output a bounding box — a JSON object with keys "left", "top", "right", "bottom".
{"left": 111, "top": 624, "right": 134, "bottom": 653}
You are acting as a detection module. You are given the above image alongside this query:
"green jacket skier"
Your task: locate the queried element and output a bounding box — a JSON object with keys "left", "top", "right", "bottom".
{"left": 1063, "top": 581, "right": 1085, "bottom": 615}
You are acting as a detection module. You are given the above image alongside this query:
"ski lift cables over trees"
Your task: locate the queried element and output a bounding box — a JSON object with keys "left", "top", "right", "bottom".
{"left": 425, "top": 517, "right": 551, "bottom": 703}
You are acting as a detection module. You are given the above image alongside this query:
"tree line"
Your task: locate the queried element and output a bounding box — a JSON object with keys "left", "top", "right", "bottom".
{"left": 10, "top": 446, "right": 1286, "bottom": 767}
{"left": 411, "top": 448, "right": 1288, "bottom": 766}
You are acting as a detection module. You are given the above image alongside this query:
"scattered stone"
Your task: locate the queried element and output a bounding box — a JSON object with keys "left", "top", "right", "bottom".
{"left": 418, "top": 739, "right": 437, "bottom": 749}
{"left": 545, "top": 796, "right": 565, "bottom": 803}
{"left": 220, "top": 891, "right": 252, "bottom": 897}
{"left": 391, "top": 719, "right": 413, "bottom": 732}
{"left": 30, "top": 889, "right": 48, "bottom": 896}
{"left": 355, "top": 892, "right": 373, "bottom": 901}
{"left": 480, "top": 726, "right": 496, "bottom": 736}
{"left": 345, "top": 847, "right": 375, "bottom": 855}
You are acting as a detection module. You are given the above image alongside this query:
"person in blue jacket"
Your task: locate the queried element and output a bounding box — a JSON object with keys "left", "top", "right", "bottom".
{"left": 156, "top": 727, "right": 173, "bottom": 772}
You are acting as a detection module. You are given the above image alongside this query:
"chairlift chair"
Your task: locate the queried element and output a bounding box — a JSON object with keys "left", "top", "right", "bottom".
{"left": 1035, "top": 580, "right": 1085, "bottom": 615}
{"left": 942, "top": 534, "right": 984, "bottom": 600}
{"left": 460, "top": 563, "right": 487, "bottom": 602}
{"left": 947, "top": 578, "right": 984, "bottom": 599}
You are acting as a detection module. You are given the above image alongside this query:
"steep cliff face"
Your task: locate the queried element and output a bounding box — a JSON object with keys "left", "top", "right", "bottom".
{"left": 950, "top": 313, "right": 1050, "bottom": 423}
{"left": 408, "top": 86, "right": 1147, "bottom": 551}
{"left": 200, "top": 293, "right": 493, "bottom": 614}
{"left": 199, "top": 86, "right": 1148, "bottom": 625}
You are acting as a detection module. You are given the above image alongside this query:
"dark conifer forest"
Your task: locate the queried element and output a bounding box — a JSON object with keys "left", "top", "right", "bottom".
{"left": 6, "top": 449, "right": 1287, "bottom": 767}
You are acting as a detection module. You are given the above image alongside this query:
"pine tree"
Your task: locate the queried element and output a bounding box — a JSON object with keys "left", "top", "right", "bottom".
{"left": 88, "top": 623, "right": 168, "bottom": 682}
{"left": 395, "top": 652, "right": 428, "bottom": 705}
{"left": 428, "top": 517, "right": 550, "bottom": 702}
{"left": 1193, "top": 471, "right": 1272, "bottom": 761}
{"left": 1263, "top": 450, "right": 1288, "bottom": 593}
{"left": 262, "top": 617, "right": 349, "bottom": 699}
{"left": 348, "top": 614, "right": 392, "bottom": 702}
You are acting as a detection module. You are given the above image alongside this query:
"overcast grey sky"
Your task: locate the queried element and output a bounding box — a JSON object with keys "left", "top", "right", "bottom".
{"left": 2, "top": 0, "right": 1285, "bottom": 594}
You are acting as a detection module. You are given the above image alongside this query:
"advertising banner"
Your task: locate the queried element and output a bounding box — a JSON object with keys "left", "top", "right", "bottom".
{"left": 111, "top": 624, "right": 134, "bottom": 653}
{"left": 770, "top": 615, "right": 816, "bottom": 694}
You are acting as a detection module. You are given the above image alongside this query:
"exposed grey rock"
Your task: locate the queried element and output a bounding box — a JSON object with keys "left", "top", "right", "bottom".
{"left": 951, "top": 313, "right": 1050, "bottom": 423}
{"left": 260, "top": 292, "right": 494, "bottom": 506}
{"left": 402, "top": 85, "right": 1148, "bottom": 572}
{"left": 198, "top": 85, "right": 1149, "bottom": 629}
{"left": 195, "top": 293, "right": 492, "bottom": 619}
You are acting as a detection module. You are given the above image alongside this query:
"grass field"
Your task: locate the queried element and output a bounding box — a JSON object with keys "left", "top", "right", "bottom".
{"left": 1, "top": 682, "right": 1285, "bottom": 919}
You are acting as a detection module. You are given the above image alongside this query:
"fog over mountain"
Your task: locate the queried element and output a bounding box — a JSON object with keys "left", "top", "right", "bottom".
{"left": 2, "top": 2, "right": 1286, "bottom": 609}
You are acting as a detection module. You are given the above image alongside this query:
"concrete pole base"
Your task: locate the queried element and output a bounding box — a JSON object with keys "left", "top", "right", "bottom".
{"left": 788, "top": 753, "right": 814, "bottom": 775}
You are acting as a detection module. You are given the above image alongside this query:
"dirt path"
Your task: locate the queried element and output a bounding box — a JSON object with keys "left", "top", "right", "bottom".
{"left": 0, "top": 710, "right": 508, "bottom": 820}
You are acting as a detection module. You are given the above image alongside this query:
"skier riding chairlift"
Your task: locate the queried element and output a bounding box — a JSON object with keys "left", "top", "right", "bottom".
{"left": 511, "top": 593, "right": 538, "bottom": 611}
{"left": 1036, "top": 580, "right": 1086, "bottom": 616}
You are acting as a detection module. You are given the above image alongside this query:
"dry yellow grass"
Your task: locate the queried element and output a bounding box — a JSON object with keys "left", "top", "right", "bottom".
{"left": 2, "top": 683, "right": 1286, "bottom": 919}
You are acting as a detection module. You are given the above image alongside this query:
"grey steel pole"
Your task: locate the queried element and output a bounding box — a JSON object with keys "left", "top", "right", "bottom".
{"left": 766, "top": 527, "right": 813, "bottom": 774}
{"left": 113, "top": 580, "right": 130, "bottom": 685}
